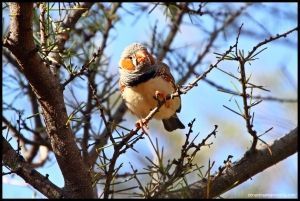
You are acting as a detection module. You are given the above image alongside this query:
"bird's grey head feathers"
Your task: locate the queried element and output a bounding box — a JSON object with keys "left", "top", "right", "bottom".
{"left": 119, "top": 43, "right": 158, "bottom": 86}
{"left": 120, "top": 43, "right": 146, "bottom": 59}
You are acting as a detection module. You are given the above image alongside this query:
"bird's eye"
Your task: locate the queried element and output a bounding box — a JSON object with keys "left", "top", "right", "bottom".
{"left": 128, "top": 56, "right": 132, "bottom": 59}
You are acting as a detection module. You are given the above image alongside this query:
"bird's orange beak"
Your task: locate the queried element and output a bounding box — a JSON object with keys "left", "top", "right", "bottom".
{"left": 135, "top": 50, "right": 155, "bottom": 65}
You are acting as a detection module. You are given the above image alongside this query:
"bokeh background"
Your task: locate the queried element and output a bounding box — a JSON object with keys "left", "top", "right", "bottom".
{"left": 2, "top": 2, "right": 298, "bottom": 198}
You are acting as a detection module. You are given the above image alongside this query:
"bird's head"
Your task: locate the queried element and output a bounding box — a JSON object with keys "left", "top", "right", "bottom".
{"left": 119, "top": 43, "right": 155, "bottom": 72}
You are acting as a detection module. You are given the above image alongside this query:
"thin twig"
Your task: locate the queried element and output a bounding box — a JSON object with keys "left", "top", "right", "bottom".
{"left": 61, "top": 3, "right": 121, "bottom": 89}
{"left": 204, "top": 78, "right": 297, "bottom": 103}
{"left": 39, "top": 3, "right": 47, "bottom": 48}
{"left": 245, "top": 27, "right": 298, "bottom": 61}
{"left": 157, "top": 2, "right": 187, "bottom": 60}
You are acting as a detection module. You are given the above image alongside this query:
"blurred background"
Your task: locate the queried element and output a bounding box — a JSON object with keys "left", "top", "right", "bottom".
{"left": 2, "top": 2, "right": 298, "bottom": 198}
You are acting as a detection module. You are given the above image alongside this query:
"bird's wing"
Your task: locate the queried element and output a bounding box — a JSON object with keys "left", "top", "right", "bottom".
{"left": 156, "top": 62, "right": 182, "bottom": 113}
{"left": 119, "top": 79, "right": 125, "bottom": 93}
{"left": 156, "top": 62, "right": 176, "bottom": 89}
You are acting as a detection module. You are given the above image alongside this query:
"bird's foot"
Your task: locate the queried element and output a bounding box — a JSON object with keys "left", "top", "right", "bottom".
{"left": 135, "top": 118, "right": 149, "bottom": 133}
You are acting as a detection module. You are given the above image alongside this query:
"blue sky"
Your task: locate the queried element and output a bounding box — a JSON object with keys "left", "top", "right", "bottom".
{"left": 2, "top": 2, "right": 298, "bottom": 198}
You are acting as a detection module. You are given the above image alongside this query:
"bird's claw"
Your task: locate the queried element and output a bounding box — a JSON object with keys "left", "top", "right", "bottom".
{"left": 135, "top": 119, "right": 149, "bottom": 131}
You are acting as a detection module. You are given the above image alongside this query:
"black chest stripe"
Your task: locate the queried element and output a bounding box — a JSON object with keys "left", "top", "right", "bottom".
{"left": 127, "top": 70, "right": 156, "bottom": 87}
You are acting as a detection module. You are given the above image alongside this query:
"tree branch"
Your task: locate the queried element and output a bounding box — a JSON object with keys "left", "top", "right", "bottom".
{"left": 164, "top": 127, "right": 298, "bottom": 198}
{"left": 2, "top": 116, "right": 50, "bottom": 148}
{"left": 77, "top": 3, "right": 122, "bottom": 166}
{"left": 157, "top": 2, "right": 187, "bottom": 61}
{"left": 203, "top": 77, "right": 297, "bottom": 103}
{"left": 62, "top": 3, "right": 121, "bottom": 88}
{"left": 47, "top": 2, "right": 95, "bottom": 75}
{"left": 87, "top": 101, "right": 127, "bottom": 166}
{"left": 4, "top": 3, "right": 94, "bottom": 198}
{"left": 178, "top": 3, "right": 252, "bottom": 86}
{"left": 2, "top": 136, "right": 62, "bottom": 198}
{"left": 245, "top": 26, "right": 298, "bottom": 61}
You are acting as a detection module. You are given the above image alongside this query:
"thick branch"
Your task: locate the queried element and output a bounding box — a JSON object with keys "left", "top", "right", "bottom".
{"left": 164, "top": 127, "right": 298, "bottom": 198}
{"left": 2, "top": 136, "right": 62, "bottom": 198}
{"left": 5, "top": 3, "right": 94, "bottom": 198}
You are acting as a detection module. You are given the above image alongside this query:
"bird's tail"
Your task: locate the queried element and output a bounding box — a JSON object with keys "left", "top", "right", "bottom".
{"left": 162, "top": 114, "right": 185, "bottom": 132}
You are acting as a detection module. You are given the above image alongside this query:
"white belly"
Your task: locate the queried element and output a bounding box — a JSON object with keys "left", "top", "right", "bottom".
{"left": 122, "top": 77, "right": 180, "bottom": 119}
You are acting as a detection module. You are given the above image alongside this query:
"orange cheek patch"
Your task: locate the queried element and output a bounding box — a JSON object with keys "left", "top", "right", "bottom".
{"left": 121, "top": 59, "right": 135, "bottom": 70}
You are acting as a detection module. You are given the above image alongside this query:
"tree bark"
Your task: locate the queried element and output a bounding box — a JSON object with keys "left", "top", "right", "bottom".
{"left": 5, "top": 3, "right": 94, "bottom": 198}
{"left": 3, "top": 136, "right": 62, "bottom": 198}
{"left": 164, "top": 127, "right": 298, "bottom": 198}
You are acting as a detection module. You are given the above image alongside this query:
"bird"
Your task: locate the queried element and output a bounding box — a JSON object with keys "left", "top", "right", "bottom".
{"left": 118, "top": 43, "right": 185, "bottom": 132}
